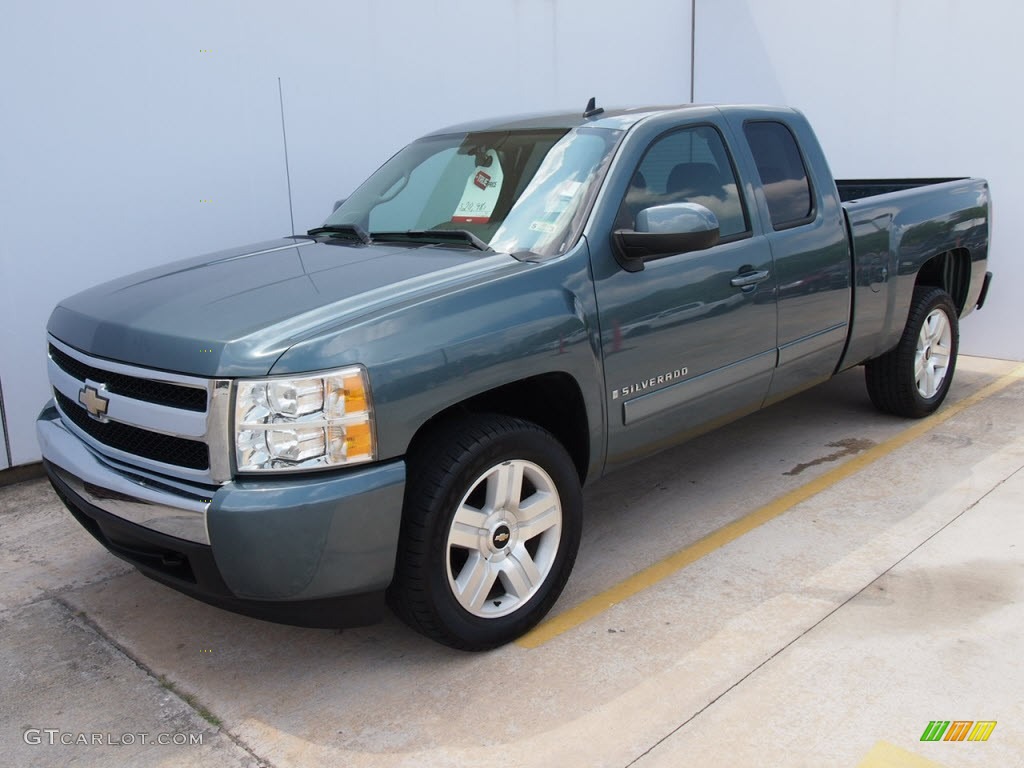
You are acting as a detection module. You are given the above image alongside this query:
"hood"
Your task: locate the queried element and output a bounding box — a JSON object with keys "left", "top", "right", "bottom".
{"left": 48, "top": 237, "right": 521, "bottom": 376}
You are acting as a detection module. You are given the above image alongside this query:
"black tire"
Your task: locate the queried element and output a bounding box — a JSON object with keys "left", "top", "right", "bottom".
{"left": 387, "top": 414, "right": 582, "bottom": 650}
{"left": 865, "top": 285, "right": 959, "bottom": 418}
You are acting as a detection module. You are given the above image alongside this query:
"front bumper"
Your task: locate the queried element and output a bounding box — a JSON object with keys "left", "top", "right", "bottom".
{"left": 37, "top": 403, "right": 406, "bottom": 628}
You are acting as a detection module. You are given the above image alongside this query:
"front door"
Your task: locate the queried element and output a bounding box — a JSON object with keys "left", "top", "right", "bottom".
{"left": 593, "top": 123, "right": 777, "bottom": 469}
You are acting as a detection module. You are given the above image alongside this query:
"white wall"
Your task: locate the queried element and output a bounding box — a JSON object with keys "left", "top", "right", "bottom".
{"left": 3, "top": 0, "right": 1019, "bottom": 469}
{"left": 695, "top": 0, "right": 1023, "bottom": 361}
{"left": 0, "top": 0, "right": 692, "bottom": 467}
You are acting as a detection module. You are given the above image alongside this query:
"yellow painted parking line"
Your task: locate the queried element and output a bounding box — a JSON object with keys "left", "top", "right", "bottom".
{"left": 517, "top": 364, "right": 1024, "bottom": 649}
{"left": 857, "top": 740, "right": 948, "bottom": 768}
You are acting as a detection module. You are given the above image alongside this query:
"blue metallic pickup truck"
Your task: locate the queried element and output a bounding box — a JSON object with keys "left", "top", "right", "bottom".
{"left": 37, "top": 103, "right": 992, "bottom": 649}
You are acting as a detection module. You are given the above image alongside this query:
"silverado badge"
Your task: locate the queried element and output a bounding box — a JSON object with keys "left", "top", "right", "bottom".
{"left": 612, "top": 367, "right": 688, "bottom": 400}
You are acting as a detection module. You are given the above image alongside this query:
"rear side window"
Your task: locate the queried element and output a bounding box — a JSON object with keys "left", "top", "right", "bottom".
{"left": 744, "top": 121, "right": 814, "bottom": 229}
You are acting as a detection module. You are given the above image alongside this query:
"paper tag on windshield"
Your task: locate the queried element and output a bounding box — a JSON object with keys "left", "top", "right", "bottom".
{"left": 546, "top": 180, "right": 582, "bottom": 215}
{"left": 452, "top": 150, "right": 503, "bottom": 224}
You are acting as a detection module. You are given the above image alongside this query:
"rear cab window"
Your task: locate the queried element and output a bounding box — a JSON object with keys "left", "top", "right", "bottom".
{"left": 743, "top": 121, "right": 815, "bottom": 230}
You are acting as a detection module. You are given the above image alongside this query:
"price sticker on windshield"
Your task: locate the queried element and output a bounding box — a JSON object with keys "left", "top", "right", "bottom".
{"left": 452, "top": 150, "right": 503, "bottom": 224}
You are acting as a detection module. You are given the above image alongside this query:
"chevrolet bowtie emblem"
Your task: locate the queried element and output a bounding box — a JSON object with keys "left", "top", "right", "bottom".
{"left": 494, "top": 532, "right": 510, "bottom": 543}
{"left": 79, "top": 384, "right": 110, "bottom": 419}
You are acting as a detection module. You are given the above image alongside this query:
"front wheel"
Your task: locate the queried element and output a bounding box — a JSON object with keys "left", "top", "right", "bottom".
{"left": 388, "top": 415, "right": 582, "bottom": 650}
{"left": 865, "top": 285, "right": 959, "bottom": 418}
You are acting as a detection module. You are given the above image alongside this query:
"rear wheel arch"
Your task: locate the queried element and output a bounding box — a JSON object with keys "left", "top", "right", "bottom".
{"left": 914, "top": 249, "right": 971, "bottom": 315}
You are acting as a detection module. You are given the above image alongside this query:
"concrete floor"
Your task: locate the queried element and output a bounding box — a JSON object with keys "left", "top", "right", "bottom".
{"left": 1, "top": 357, "right": 1022, "bottom": 768}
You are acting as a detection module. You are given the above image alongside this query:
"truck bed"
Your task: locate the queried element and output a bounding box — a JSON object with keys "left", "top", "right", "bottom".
{"left": 835, "top": 177, "right": 967, "bottom": 203}
{"left": 837, "top": 177, "right": 990, "bottom": 370}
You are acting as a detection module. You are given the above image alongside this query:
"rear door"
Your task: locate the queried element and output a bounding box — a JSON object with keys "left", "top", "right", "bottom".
{"left": 727, "top": 114, "right": 851, "bottom": 403}
{"left": 592, "top": 121, "right": 777, "bottom": 469}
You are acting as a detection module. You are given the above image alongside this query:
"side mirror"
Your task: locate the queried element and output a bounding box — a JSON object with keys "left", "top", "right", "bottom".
{"left": 332, "top": 198, "right": 347, "bottom": 213}
{"left": 613, "top": 203, "right": 720, "bottom": 272}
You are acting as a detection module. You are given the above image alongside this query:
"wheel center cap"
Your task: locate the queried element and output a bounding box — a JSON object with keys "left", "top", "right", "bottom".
{"left": 491, "top": 524, "right": 512, "bottom": 550}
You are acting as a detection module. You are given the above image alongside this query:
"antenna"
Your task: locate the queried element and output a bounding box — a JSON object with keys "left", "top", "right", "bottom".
{"left": 278, "top": 77, "right": 296, "bottom": 236}
{"left": 583, "top": 96, "right": 604, "bottom": 118}
{"left": 690, "top": 0, "right": 696, "bottom": 102}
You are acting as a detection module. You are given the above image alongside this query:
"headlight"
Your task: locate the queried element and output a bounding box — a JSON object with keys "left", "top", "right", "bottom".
{"left": 234, "top": 367, "right": 375, "bottom": 473}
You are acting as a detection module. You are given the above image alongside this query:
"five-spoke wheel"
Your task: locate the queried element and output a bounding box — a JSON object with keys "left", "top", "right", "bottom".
{"left": 914, "top": 306, "right": 953, "bottom": 399}
{"left": 446, "top": 459, "right": 563, "bottom": 618}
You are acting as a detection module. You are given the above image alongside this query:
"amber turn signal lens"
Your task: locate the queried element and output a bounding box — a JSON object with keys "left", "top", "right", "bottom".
{"left": 343, "top": 422, "right": 373, "bottom": 458}
{"left": 342, "top": 374, "right": 368, "bottom": 413}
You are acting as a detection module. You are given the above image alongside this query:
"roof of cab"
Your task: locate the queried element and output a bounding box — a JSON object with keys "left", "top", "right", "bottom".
{"left": 424, "top": 104, "right": 708, "bottom": 136}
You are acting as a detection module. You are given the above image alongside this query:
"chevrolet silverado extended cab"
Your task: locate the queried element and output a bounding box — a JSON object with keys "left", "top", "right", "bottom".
{"left": 37, "top": 104, "right": 992, "bottom": 650}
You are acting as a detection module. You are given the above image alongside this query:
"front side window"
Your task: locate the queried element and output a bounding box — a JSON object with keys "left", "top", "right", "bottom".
{"left": 743, "top": 121, "right": 814, "bottom": 229}
{"left": 325, "top": 127, "right": 623, "bottom": 257}
{"left": 616, "top": 125, "right": 749, "bottom": 239}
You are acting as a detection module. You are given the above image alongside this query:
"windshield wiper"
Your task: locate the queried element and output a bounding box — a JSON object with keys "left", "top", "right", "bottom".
{"left": 370, "top": 229, "right": 493, "bottom": 252}
{"left": 306, "top": 224, "right": 371, "bottom": 244}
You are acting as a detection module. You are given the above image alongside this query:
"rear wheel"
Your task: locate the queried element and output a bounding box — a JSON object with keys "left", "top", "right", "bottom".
{"left": 388, "top": 414, "right": 582, "bottom": 650}
{"left": 865, "top": 285, "right": 959, "bottom": 418}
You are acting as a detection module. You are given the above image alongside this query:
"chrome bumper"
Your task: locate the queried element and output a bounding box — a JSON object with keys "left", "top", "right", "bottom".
{"left": 37, "top": 408, "right": 212, "bottom": 544}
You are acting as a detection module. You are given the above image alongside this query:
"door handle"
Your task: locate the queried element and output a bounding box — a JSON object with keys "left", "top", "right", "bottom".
{"left": 730, "top": 270, "right": 770, "bottom": 288}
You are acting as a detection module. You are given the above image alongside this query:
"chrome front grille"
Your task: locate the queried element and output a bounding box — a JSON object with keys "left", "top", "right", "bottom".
{"left": 48, "top": 344, "right": 207, "bottom": 411}
{"left": 52, "top": 390, "right": 209, "bottom": 469}
{"left": 47, "top": 335, "right": 232, "bottom": 483}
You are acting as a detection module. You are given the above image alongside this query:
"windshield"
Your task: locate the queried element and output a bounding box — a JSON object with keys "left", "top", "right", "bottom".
{"left": 322, "top": 126, "right": 623, "bottom": 257}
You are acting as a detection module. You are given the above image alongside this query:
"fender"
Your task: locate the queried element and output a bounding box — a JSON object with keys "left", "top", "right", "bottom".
{"left": 270, "top": 240, "right": 607, "bottom": 481}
